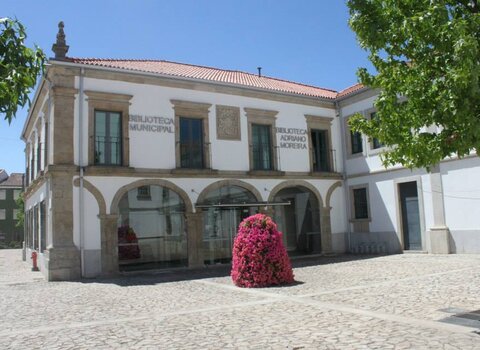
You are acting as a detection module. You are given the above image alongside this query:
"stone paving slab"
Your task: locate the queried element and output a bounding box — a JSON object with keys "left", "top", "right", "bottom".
{"left": 1, "top": 250, "right": 479, "bottom": 349}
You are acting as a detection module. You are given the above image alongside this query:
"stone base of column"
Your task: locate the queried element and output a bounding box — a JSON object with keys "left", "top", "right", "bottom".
{"left": 427, "top": 226, "right": 451, "bottom": 254}
{"left": 44, "top": 245, "right": 81, "bottom": 281}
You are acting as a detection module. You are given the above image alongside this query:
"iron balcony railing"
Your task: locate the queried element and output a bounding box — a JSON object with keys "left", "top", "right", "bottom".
{"left": 250, "top": 142, "right": 279, "bottom": 171}
{"left": 94, "top": 136, "right": 122, "bottom": 165}
{"left": 311, "top": 148, "right": 337, "bottom": 173}
{"left": 177, "top": 141, "right": 211, "bottom": 169}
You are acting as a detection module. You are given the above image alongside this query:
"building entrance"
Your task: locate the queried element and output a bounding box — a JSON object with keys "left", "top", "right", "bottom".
{"left": 399, "top": 181, "right": 422, "bottom": 250}
{"left": 199, "top": 185, "right": 259, "bottom": 265}
{"left": 273, "top": 186, "right": 321, "bottom": 255}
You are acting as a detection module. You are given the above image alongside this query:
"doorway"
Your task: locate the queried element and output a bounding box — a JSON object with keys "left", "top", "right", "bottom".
{"left": 399, "top": 181, "right": 422, "bottom": 250}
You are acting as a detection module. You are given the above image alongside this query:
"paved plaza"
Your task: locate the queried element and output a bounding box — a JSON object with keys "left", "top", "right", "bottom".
{"left": 0, "top": 250, "right": 479, "bottom": 349}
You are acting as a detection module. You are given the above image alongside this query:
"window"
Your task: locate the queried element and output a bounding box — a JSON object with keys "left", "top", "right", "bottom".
{"left": 13, "top": 209, "right": 20, "bottom": 220}
{"left": 370, "top": 112, "right": 384, "bottom": 149}
{"left": 179, "top": 117, "right": 205, "bottom": 168}
{"left": 40, "top": 201, "right": 46, "bottom": 252}
{"left": 86, "top": 90, "right": 132, "bottom": 167}
{"left": 245, "top": 108, "right": 278, "bottom": 172}
{"left": 171, "top": 99, "right": 212, "bottom": 170}
{"left": 311, "top": 129, "right": 330, "bottom": 172}
{"left": 0, "top": 190, "right": 5, "bottom": 200}
{"left": 13, "top": 190, "right": 21, "bottom": 200}
{"left": 252, "top": 124, "right": 273, "bottom": 170}
{"left": 94, "top": 110, "right": 122, "bottom": 165}
{"left": 36, "top": 139, "right": 41, "bottom": 173}
{"left": 44, "top": 122, "right": 49, "bottom": 169}
{"left": 0, "top": 209, "right": 5, "bottom": 220}
{"left": 351, "top": 131, "right": 363, "bottom": 154}
{"left": 353, "top": 188, "right": 369, "bottom": 219}
{"left": 137, "top": 186, "right": 151, "bottom": 200}
{"left": 306, "top": 115, "right": 334, "bottom": 173}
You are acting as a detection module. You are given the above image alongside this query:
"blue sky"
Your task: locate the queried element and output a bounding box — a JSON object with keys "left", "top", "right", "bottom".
{"left": 0, "top": 0, "right": 372, "bottom": 174}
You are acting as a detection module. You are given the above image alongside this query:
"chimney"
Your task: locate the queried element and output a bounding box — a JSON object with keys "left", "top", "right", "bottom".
{"left": 52, "top": 21, "right": 69, "bottom": 60}
{"left": 257, "top": 67, "right": 262, "bottom": 77}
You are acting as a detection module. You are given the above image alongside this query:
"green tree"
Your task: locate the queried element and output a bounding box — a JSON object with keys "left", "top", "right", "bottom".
{"left": 0, "top": 18, "right": 45, "bottom": 123}
{"left": 15, "top": 191, "right": 24, "bottom": 229}
{"left": 347, "top": 1, "right": 480, "bottom": 169}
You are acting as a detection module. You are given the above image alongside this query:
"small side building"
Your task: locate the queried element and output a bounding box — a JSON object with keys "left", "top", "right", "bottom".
{"left": 0, "top": 170, "right": 24, "bottom": 248}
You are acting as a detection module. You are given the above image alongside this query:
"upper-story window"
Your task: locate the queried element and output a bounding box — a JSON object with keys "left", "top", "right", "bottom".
{"left": 370, "top": 111, "right": 384, "bottom": 150}
{"left": 13, "top": 190, "right": 21, "bottom": 200}
{"left": 179, "top": 117, "right": 205, "bottom": 169}
{"left": 171, "top": 100, "right": 212, "bottom": 170}
{"left": 306, "top": 115, "right": 335, "bottom": 173}
{"left": 251, "top": 124, "right": 273, "bottom": 171}
{"left": 94, "top": 110, "right": 122, "bottom": 166}
{"left": 85, "top": 90, "right": 132, "bottom": 167}
{"left": 311, "top": 129, "right": 330, "bottom": 172}
{"left": 351, "top": 131, "right": 363, "bottom": 154}
{"left": 245, "top": 108, "right": 278, "bottom": 172}
{"left": 0, "top": 190, "right": 5, "bottom": 200}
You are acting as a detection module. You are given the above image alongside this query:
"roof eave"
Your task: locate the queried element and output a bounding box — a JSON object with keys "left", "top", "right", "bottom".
{"left": 49, "top": 59, "right": 336, "bottom": 103}
{"left": 21, "top": 75, "right": 47, "bottom": 142}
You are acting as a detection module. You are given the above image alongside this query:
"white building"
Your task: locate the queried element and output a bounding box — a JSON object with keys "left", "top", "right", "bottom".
{"left": 22, "top": 23, "right": 480, "bottom": 281}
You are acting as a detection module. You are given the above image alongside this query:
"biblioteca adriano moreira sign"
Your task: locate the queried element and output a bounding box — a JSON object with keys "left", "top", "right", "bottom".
{"left": 276, "top": 127, "right": 308, "bottom": 150}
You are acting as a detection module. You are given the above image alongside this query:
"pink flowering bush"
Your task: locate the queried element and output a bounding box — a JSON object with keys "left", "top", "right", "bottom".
{"left": 231, "top": 214, "right": 294, "bottom": 288}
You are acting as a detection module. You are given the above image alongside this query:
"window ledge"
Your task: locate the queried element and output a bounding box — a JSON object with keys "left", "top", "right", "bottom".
{"left": 171, "top": 168, "right": 219, "bottom": 175}
{"left": 247, "top": 170, "right": 286, "bottom": 176}
{"left": 349, "top": 218, "right": 371, "bottom": 223}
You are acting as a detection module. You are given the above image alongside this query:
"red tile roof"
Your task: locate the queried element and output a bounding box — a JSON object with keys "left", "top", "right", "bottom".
{"left": 337, "top": 83, "right": 366, "bottom": 98}
{"left": 66, "top": 58, "right": 338, "bottom": 99}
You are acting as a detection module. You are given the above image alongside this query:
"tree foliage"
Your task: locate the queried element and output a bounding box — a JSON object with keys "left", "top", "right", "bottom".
{"left": 347, "top": 0, "right": 480, "bottom": 169}
{"left": 0, "top": 18, "right": 45, "bottom": 124}
{"left": 15, "top": 191, "right": 24, "bottom": 229}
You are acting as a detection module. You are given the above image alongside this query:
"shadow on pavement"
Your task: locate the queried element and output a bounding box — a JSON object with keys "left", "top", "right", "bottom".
{"left": 79, "top": 254, "right": 391, "bottom": 287}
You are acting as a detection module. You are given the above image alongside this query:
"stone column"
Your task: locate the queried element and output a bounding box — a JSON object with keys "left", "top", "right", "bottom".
{"left": 320, "top": 206, "right": 333, "bottom": 254}
{"left": 45, "top": 169, "right": 81, "bottom": 281}
{"left": 99, "top": 214, "right": 119, "bottom": 276}
{"left": 186, "top": 212, "right": 204, "bottom": 268}
{"left": 427, "top": 166, "right": 451, "bottom": 253}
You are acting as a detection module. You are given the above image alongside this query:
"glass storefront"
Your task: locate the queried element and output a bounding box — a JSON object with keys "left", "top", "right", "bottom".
{"left": 200, "top": 186, "right": 259, "bottom": 264}
{"left": 273, "top": 187, "right": 321, "bottom": 255}
{"left": 117, "top": 185, "right": 188, "bottom": 271}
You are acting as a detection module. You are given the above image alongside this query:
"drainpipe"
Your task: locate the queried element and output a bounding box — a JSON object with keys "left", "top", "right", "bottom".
{"left": 79, "top": 68, "right": 85, "bottom": 277}
{"left": 336, "top": 100, "right": 352, "bottom": 253}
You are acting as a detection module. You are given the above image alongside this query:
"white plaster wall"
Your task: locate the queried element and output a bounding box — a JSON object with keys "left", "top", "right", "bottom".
{"left": 72, "top": 184, "right": 101, "bottom": 250}
{"left": 25, "top": 182, "right": 47, "bottom": 210}
{"left": 77, "top": 77, "right": 338, "bottom": 172}
{"left": 440, "top": 157, "right": 480, "bottom": 230}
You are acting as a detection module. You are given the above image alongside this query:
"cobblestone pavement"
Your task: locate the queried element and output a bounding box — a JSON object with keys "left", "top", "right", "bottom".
{"left": 1, "top": 250, "right": 479, "bottom": 349}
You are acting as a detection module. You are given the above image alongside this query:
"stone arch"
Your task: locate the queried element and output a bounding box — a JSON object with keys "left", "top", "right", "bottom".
{"left": 110, "top": 179, "right": 194, "bottom": 214}
{"left": 196, "top": 179, "right": 263, "bottom": 204}
{"left": 267, "top": 180, "right": 324, "bottom": 208}
{"left": 326, "top": 181, "right": 342, "bottom": 208}
{"left": 73, "top": 178, "right": 107, "bottom": 216}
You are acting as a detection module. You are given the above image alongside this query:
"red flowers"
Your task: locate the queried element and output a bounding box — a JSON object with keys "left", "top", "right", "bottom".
{"left": 231, "top": 214, "right": 294, "bottom": 288}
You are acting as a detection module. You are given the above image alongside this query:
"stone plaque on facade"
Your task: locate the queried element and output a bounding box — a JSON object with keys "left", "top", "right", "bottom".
{"left": 216, "top": 105, "right": 241, "bottom": 140}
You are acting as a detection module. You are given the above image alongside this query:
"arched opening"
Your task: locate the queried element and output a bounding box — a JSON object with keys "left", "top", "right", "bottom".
{"left": 272, "top": 186, "right": 321, "bottom": 255}
{"left": 198, "top": 185, "right": 260, "bottom": 265}
{"left": 117, "top": 185, "right": 188, "bottom": 271}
